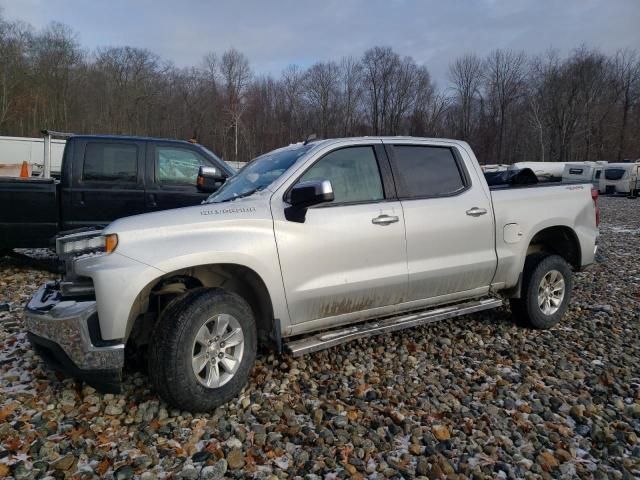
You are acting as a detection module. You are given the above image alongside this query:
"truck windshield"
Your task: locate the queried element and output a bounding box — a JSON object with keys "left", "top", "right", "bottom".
{"left": 206, "top": 144, "right": 313, "bottom": 203}
{"left": 605, "top": 168, "right": 626, "bottom": 180}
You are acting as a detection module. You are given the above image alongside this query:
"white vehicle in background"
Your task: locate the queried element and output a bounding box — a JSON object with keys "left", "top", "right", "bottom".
{"left": 0, "top": 135, "right": 66, "bottom": 177}
{"left": 562, "top": 162, "right": 604, "bottom": 189}
{"left": 603, "top": 163, "right": 640, "bottom": 195}
{"left": 509, "top": 162, "right": 565, "bottom": 182}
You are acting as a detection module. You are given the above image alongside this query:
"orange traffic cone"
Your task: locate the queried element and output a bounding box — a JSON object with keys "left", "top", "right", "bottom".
{"left": 19, "top": 161, "right": 29, "bottom": 178}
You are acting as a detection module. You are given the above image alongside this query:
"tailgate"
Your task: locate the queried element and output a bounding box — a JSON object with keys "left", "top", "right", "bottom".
{"left": 0, "top": 177, "right": 59, "bottom": 249}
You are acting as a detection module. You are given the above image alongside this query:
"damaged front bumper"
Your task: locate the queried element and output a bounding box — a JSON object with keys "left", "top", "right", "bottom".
{"left": 24, "top": 283, "right": 124, "bottom": 392}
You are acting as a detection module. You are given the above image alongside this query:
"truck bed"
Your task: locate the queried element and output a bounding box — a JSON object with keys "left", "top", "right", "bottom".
{"left": 490, "top": 181, "right": 598, "bottom": 291}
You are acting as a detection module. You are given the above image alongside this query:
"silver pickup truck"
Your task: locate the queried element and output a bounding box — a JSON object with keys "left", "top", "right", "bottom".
{"left": 25, "top": 137, "right": 599, "bottom": 411}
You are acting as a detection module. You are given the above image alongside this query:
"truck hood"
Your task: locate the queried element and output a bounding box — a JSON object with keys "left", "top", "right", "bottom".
{"left": 103, "top": 191, "right": 272, "bottom": 236}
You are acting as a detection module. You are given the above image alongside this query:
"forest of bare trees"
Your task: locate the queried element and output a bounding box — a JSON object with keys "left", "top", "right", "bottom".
{"left": 0, "top": 14, "right": 638, "bottom": 164}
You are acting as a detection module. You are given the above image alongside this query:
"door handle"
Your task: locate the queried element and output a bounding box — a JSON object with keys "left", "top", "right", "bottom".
{"left": 466, "top": 207, "right": 487, "bottom": 217}
{"left": 372, "top": 214, "right": 399, "bottom": 225}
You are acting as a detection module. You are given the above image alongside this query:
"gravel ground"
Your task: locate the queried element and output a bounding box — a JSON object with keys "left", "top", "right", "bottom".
{"left": 0, "top": 196, "right": 639, "bottom": 480}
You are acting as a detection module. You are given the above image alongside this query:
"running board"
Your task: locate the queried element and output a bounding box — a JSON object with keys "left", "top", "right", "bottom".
{"left": 286, "top": 298, "right": 504, "bottom": 357}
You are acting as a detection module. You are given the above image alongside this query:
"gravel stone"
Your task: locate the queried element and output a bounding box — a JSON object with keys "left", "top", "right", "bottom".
{"left": 200, "top": 459, "right": 227, "bottom": 479}
{"left": 114, "top": 465, "right": 135, "bottom": 480}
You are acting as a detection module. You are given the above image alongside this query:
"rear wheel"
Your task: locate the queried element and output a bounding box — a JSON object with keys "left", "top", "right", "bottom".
{"left": 148, "top": 288, "right": 257, "bottom": 411}
{"left": 510, "top": 254, "right": 573, "bottom": 329}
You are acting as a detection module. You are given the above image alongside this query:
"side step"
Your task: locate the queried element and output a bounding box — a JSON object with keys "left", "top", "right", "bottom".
{"left": 286, "top": 298, "right": 504, "bottom": 357}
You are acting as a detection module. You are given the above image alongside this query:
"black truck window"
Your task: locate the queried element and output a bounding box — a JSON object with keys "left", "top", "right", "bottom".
{"left": 392, "top": 145, "right": 466, "bottom": 198}
{"left": 83, "top": 143, "right": 138, "bottom": 182}
{"left": 155, "top": 146, "right": 211, "bottom": 185}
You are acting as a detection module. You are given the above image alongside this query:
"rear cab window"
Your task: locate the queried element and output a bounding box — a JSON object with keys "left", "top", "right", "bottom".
{"left": 83, "top": 142, "right": 138, "bottom": 182}
{"left": 389, "top": 145, "right": 468, "bottom": 198}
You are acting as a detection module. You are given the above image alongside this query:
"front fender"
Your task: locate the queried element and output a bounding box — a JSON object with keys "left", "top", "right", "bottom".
{"left": 77, "top": 216, "right": 288, "bottom": 341}
{"left": 75, "top": 252, "right": 165, "bottom": 341}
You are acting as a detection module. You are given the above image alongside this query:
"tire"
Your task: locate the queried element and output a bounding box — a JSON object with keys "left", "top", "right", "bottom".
{"left": 510, "top": 254, "right": 573, "bottom": 329}
{"left": 148, "top": 288, "right": 257, "bottom": 411}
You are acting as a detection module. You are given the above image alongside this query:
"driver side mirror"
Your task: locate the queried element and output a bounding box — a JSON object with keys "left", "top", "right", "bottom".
{"left": 285, "top": 180, "right": 334, "bottom": 222}
{"left": 197, "top": 166, "right": 226, "bottom": 193}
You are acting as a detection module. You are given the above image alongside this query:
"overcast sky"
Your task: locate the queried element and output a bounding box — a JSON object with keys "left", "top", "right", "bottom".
{"left": 1, "top": 0, "right": 639, "bottom": 86}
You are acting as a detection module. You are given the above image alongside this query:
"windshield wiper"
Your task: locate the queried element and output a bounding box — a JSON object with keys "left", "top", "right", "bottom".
{"left": 216, "top": 186, "right": 265, "bottom": 203}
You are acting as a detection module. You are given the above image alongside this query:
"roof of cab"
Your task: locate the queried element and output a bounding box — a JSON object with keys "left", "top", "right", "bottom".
{"left": 68, "top": 134, "right": 196, "bottom": 145}
{"left": 312, "top": 135, "right": 462, "bottom": 144}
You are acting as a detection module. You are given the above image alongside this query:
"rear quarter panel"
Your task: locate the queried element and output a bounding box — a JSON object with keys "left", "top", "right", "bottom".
{"left": 491, "top": 184, "right": 598, "bottom": 289}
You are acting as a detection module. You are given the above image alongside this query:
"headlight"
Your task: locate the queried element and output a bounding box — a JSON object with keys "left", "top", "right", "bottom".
{"left": 57, "top": 233, "right": 118, "bottom": 257}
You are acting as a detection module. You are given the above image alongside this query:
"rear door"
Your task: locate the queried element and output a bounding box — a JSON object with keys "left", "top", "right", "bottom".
{"left": 145, "top": 142, "right": 227, "bottom": 211}
{"left": 63, "top": 139, "right": 146, "bottom": 229}
{"left": 384, "top": 141, "right": 496, "bottom": 302}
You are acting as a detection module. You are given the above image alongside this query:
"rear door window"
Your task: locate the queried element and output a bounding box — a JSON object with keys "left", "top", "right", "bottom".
{"left": 391, "top": 145, "right": 467, "bottom": 198}
{"left": 83, "top": 143, "right": 138, "bottom": 182}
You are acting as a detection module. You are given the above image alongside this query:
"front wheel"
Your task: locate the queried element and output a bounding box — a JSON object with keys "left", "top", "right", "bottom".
{"left": 148, "top": 288, "right": 257, "bottom": 411}
{"left": 510, "top": 254, "right": 573, "bottom": 329}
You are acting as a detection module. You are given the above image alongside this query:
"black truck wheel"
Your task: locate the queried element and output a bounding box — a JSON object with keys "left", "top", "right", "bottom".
{"left": 148, "top": 288, "right": 257, "bottom": 411}
{"left": 510, "top": 254, "right": 573, "bottom": 329}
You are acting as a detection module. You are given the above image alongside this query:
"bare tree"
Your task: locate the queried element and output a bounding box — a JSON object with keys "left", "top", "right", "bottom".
{"left": 219, "top": 48, "right": 251, "bottom": 161}
{"left": 338, "top": 56, "right": 363, "bottom": 136}
{"left": 281, "top": 64, "right": 306, "bottom": 142}
{"left": 93, "top": 46, "right": 162, "bottom": 134}
{"left": 304, "top": 61, "right": 339, "bottom": 138}
{"left": 0, "top": 18, "right": 30, "bottom": 132}
{"left": 612, "top": 49, "right": 640, "bottom": 160}
{"left": 361, "top": 46, "right": 400, "bottom": 134}
{"left": 448, "top": 53, "right": 483, "bottom": 140}
{"left": 483, "top": 49, "right": 527, "bottom": 162}
{"left": 30, "top": 22, "right": 83, "bottom": 131}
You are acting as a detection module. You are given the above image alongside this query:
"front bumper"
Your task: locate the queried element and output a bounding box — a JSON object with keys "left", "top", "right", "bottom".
{"left": 24, "top": 283, "right": 124, "bottom": 391}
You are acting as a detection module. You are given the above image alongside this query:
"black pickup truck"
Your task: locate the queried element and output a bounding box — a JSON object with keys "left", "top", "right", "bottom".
{"left": 0, "top": 135, "right": 233, "bottom": 251}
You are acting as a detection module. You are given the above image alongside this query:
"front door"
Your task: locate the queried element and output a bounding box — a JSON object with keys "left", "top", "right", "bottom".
{"left": 273, "top": 144, "right": 408, "bottom": 325}
{"left": 385, "top": 142, "right": 496, "bottom": 301}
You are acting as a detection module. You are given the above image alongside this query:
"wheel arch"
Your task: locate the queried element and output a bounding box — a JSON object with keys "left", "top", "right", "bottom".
{"left": 505, "top": 225, "right": 580, "bottom": 299}
{"left": 126, "top": 263, "right": 278, "bottom": 350}
{"left": 526, "top": 225, "right": 581, "bottom": 269}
